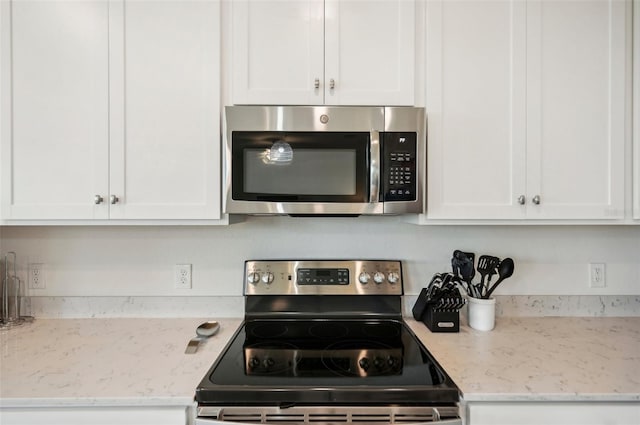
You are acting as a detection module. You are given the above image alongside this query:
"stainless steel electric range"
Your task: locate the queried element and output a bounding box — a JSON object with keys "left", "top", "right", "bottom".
{"left": 195, "top": 260, "right": 461, "bottom": 425}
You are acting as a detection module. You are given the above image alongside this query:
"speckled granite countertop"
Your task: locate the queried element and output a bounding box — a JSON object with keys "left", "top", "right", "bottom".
{"left": 0, "top": 318, "right": 242, "bottom": 407}
{"left": 405, "top": 316, "right": 640, "bottom": 402}
{"left": 1, "top": 317, "right": 638, "bottom": 408}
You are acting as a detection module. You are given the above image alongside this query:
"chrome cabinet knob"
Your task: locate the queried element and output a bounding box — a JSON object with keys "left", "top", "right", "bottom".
{"left": 314, "top": 78, "right": 320, "bottom": 89}
{"left": 329, "top": 78, "right": 335, "bottom": 90}
{"left": 110, "top": 195, "right": 119, "bottom": 204}
{"left": 532, "top": 195, "right": 541, "bottom": 205}
{"left": 94, "top": 195, "right": 104, "bottom": 205}
{"left": 517, "top": 195, "right": 526, "bottom": 205}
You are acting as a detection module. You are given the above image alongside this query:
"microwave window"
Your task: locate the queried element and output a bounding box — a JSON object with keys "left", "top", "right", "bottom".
{"left": 244, "top": 149, "right": 357, "bottom": 195}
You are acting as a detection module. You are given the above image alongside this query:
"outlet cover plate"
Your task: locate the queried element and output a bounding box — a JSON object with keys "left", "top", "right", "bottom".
{"left": 28, "top": 263, "right": 45, "bottom": 289}
{"left": 174, "top": 264, "right": 192, "bottom": 289}
{"left": 589, "top": 263, "right": 606, "bottom": 288}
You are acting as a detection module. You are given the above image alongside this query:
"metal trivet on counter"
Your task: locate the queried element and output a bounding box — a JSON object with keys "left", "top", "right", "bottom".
{"left": 1, "top": 251, "right": 34, "bottom": 329}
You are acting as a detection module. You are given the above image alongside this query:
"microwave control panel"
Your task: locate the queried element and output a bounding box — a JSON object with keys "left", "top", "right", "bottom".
{"left": 382, "top": 132, "right": 417, "bottom": 202}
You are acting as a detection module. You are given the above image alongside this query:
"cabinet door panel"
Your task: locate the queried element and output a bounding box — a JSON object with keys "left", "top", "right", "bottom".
{"left": 325, "top": 0, "right": 414, "bottom": 106}
{"left": 1, "top": 0, "right": 109, "bottom": 219}
{"left": 468, "top": 402, "right": 640, "bottom": 425}
{"left": 426, "top": 0, "right": 526, "bottom": 219}
{"left": 232, "top": 0, "right": 324, "bottom": 105}
{"left": 526, "top": 0, "right": 627, "bottom": 219}
{"left": 109, "top": 0, "right": 221, "bottom": 219}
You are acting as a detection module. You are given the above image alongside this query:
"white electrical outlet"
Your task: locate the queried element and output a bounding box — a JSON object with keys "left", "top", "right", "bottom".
{"left": 28, "top": 263, "right": 45, "bottom": 289}
{"left": 589, "top": 263, "right": 606, "bottom": 288}
{"left": 174, "top": 264, "right": 192, "bottom": 289}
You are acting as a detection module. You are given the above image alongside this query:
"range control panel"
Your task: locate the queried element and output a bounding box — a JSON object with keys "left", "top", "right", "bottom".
{"left": 244, "top": 260, "right": 403, "bottom": 295}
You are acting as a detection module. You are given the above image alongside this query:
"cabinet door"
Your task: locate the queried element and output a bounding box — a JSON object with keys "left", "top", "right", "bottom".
{"left": 324, "top": 0, "right": 415, "bottom": 106}
{"left": 232, "top": 0, "right": 324, "bottom": 105}
{"left": 0, "top": 406, "right": 187, "bottom": 425}
{"left": 108, "top": 0, "right": 221, "bottom": 219}
{"left": 1, "top": 0, "right": 109, "bottom": 220}
{"left": 425, "top": 0, "right": 527, "bottom": 219}
{"left": 525, "top": 0, "right": 627, "bottom": 219}
{"left": 467, "top": 402, "right": 640, "bottom": 425}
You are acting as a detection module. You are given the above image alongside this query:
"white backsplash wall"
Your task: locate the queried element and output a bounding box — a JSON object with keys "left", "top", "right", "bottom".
{"left": 1, "top": 218, "right": 639, "bottom": 299}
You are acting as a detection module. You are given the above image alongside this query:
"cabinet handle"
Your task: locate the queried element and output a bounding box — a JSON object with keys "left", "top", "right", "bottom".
{"left": 94, "top": 195, "right": 104, "bottom": 205}
{"left": 517, "top": 195, "right": 526, "bottom": 205}
{"left": 110, "top": 195, "right": 119, "bottom": 205}
{"left": 314, "top": 78, "right": 320, "bottom": 89}
{"left": 532, "top": 195, "right": 541, "bottom": 205}
{"left": 329, "top": 78, "right": 335, "bottom": 90}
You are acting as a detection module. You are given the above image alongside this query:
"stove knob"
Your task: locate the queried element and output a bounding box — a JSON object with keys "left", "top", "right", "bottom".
{"left": 358, "top": 272, "right": 371, "bottom": 284}
{"left": 247, "top": 272, "right": 260, "bottom": 285}
{"left": 387, "top": 272, "right": 400, "bottom": 284}
{"left": 248, "top": 357, "right": 260, "bottom": 369}
{"left": 358, "top": 357, "right": 370, "bottom": 371}
{"left": 373, "top": 272, "right": 385, "bottom": 284}
{"left": 373, "top": 356, "right": 385, "bottom": 370}
{"left": 263, "top": 357, "right": 275, "bottom": 369}
{"left": 261, "top": 272, "right": 274, "bottom": 284}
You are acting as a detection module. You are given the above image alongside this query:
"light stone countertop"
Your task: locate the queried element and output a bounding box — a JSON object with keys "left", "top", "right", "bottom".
{"left": 1, "top": 317, "right": 639, "bottom": 408}
{"left": 0, "top": 318, "right": 242, "bottom": 408}
{"left": 405, "top": 316, "right": 640, "bottom": 402}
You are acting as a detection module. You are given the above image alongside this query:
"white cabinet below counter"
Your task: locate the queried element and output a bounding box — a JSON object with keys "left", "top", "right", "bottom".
{"left": 230, "top": 0, "right": 416, "bottom": 106}
{"left": 465, "top": 402, "right": 640, "bottom": 425}
{"left": 0, "top": 406, "right": 189, "bottom": 425}
{"left": 424, "top": 0, "right": 630, "bottom": 222}
{"left": 0, "top": 0, "right": 222, "bottom": 223}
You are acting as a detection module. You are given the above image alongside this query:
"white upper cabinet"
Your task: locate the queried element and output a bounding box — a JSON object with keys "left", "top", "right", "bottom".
{"left": 1, "top": 0, "right": 222, "bottom": 221}
{"left": 426, "top": 0, "right": 629, "bottom": 221}
{"left": 232, "top": 0, "right": 415, "bottom": 106}
{"left": 1, "top": 0, "right": 110, "bottom": 220}
{"left": 524, "top": 0, "right": 627, "bottom": 220}
{"left": 108, "top": 0, "right": 221, "bottom": 220}
{"left": 232, "top": 0, "right": 324, "bottom": 105}
{"left": 425, "top": 0, "right": 526, "bottom": 219}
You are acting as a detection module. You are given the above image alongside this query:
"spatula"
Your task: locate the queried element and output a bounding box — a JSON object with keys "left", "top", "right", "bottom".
{"left": 476, "top": 255, "right": 500, "bottom": 297}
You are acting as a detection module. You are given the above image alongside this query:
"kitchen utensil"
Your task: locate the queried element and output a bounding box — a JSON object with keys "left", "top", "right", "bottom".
{"left": 484, "top": 258, "right": 515, "bottom": 299}
{"left": 452, "top": 250, "right": 476, "bottom": 297}
{"left": 476, "top": 255, "right": 500, "bottom": 297}
{"left": 185, "top": 321, "right": 220, "bottom": 354}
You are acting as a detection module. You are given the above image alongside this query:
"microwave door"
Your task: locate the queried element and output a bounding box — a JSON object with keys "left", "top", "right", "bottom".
{"left": 226, "top": 131, "right": 381, "bottom": 215}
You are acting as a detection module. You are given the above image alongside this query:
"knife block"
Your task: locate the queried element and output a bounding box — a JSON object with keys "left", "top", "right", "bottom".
{"left": 423, "top": 307, "right": 460, "bottom": 333}
{"left": 412, "top": 288, "right": 460, "bottom": 333}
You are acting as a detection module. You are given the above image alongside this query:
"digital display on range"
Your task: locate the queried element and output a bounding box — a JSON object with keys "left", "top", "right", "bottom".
{"left": 297, "top": 268, "right": 349, "bottom": 285}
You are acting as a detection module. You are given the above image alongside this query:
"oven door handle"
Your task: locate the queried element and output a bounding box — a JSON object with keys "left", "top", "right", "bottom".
{"left": 196, "top": 419, "right": 462, "bottom": 425}
{"left": 369, "top": 130, "right": 381, "bottom": 204}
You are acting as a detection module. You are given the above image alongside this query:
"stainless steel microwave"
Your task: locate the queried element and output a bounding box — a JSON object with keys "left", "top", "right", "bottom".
{"left": 223, "top": 106, "right": 425, "bottom": 216}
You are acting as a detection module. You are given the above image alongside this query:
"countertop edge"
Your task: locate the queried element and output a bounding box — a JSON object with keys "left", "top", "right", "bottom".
{"left": 0, "top": 397, "right": 196, "bottom": 409}
{"left": 460, "top": 393, "right": 640, "bottom": 403}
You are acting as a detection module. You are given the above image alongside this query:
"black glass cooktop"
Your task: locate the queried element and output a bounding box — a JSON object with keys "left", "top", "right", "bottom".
{"left": 196, "top": 319, "right": 459, "bottom": 406}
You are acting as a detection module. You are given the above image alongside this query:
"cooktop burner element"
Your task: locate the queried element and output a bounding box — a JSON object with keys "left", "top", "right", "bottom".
{"left": 195, "top": 260, "right": 460, "bottom": 424}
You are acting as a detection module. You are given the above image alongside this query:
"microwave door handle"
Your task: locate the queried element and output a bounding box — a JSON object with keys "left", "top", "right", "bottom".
{"left": 369, "top": 130, "right": 381, "bottom": 204}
